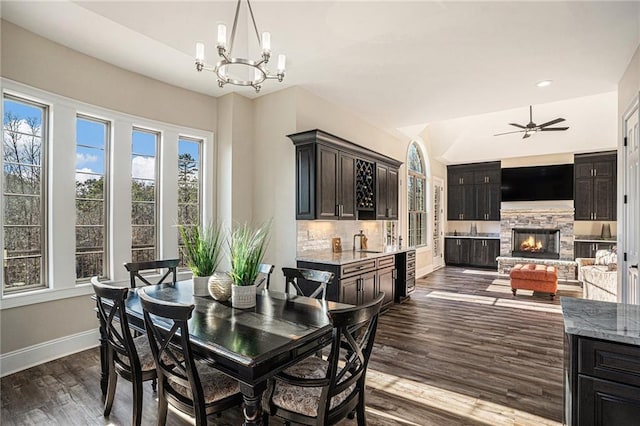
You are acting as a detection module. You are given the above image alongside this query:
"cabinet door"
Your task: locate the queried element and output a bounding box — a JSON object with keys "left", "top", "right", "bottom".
{"left": 445, "top": 239, "right": 460, "bottom": 264}
{"left": 459, "top": 239, "right": 471, "bottom": 265}
{"left": 360, "top": 271, "right": 378, "bottom": 305}
{"left": 475, "top": 185, "right": 488, "bottom": 221}
{"left": 487, "top": 239, "right": 499, "bottom": 268}
{"left": 574, "top": 161, "right": 594, "bottom": 179}
{"left": 574, "top": 242, "right": 595, "bottom": 259}
{"left": 487, "top": 184, "right": 501, "bottom": 220}
{"left": 577, "top": 376, "right": 640, "bottom": 426}
{"left": 593, "top": 176, "right": 614, "bottom": 221}
{"left": 316, "top": 145, "right": 339, "bottom": 219}
{"left": 471, "top": 239, "right": 486, "bottom": 266}
{"left": 574, "top": 178, "right": 593, "bottom": 220}
{"left": 461, "top": 185, "right": 475, "bottom": 220}
{"left": 338, "top": 152, "right": 357, "bottom": 219}
{"left": 592, "top": 159, "right": 614, "bottom": 177}
{"left": 388, "top": 167, "right": 399, "bottom": 220}
{"left": 295, "top": 145, "right": 315, "bottom": 219}
{"left": 376, "top": 164, "right": 389, "bottom": 219}
{"left": 448, "top": 185, "right": 463, "bottom": 220}
{"left": 340, "top": 275, "right": 360, "bottom": 306}
{"left": 377, "top": 266, "right": 395, "bottom": 309}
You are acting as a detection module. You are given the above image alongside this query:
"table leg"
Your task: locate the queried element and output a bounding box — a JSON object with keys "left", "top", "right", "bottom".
{"left": 97, "top": 310, "right": 109, "bottom": 396}
{"left": 240, "top": 382, "right": 266, "bottom": 426}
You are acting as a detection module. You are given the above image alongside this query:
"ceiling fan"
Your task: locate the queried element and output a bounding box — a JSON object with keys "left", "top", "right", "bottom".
{"left": 494, "top": 105, "right": 569, "bottom": 139}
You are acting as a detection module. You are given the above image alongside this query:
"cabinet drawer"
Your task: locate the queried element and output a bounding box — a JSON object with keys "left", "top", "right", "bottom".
{"left": 407, "top": 260, "right": 416, "bottom": 272}
{"left": 407, "top": 250, "right": 416, "bottom": 261}
{"left": 341, "top": 259, "right": 377, "bottom": 277}
{"left": 377, "top": 255, "right": 395, "bottom": 268}
{"left": 579, "top": 337, "right": 640, "bottom": 387}
{"left": 406, "top": 270, "right": 415, "bottom": 281}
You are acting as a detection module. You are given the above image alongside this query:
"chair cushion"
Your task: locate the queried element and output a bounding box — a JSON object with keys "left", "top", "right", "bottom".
{"left": 134, "top": 335, "right": 159, "bottom": 371}
{"left": 271, "top": 356, "right": 355, "bottom": 417}
{"left": 169, "top": 359, "right": 240, "bottom": 404}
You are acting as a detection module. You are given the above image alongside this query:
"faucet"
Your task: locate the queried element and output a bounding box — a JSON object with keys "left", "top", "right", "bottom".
{"left": 353, "top": 230, "right": 366, "bottom": 252}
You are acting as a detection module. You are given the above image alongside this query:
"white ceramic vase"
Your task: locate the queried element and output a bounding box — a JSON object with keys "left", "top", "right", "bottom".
{"left": 208, "top": 272, "right": 232, "bottom": 301}
{"left": 192, "top": 275, "right": 210, "bottom": 296}
{"left": 231, "top": 283, "right": 257, "bottom": 309}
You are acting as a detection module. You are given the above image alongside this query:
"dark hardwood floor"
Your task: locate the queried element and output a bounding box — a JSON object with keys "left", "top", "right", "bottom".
{"left": 1, "top": 266, "right": 582, "bottom": 425}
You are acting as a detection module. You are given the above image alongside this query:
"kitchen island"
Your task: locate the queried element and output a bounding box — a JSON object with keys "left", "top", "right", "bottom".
{"left": 561, "top": 297, "right": 640, "bottom": 425}
{"left": 296, "top": 246, "right": 416, "bottom": 309}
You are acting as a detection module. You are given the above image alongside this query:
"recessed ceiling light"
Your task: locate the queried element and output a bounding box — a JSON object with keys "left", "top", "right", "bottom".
{"left": 536, "top": 80, "right": 553, "bottom": 88}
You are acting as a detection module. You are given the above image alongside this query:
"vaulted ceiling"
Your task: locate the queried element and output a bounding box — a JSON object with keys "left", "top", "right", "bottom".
{"left": 2, "top": 1, "right": 639, "bottom": 161}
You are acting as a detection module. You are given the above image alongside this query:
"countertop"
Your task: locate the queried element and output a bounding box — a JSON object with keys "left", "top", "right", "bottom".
{"left": 561, "top": 297, "right": 640, "bottom": 346}
{"left": 444, "top": 233, "right": 500, "bottom": 240}
{"left": 296, "top": 246, "right": 414, "bottom": 265}
{"left": 574, "top": 235, "right": 617, "bottom": 243}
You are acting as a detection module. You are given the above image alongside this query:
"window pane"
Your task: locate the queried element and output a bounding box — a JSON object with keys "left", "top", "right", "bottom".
{"left": 3, "top": 96, "right": 46, "bottom": 292}
{"left": 131, "top": 129, "right": 158, "bottom": 262}
{"left": 407, "top": 142, "right": 428, "bottom": 248}
{"left": 4, "top": 164, "right": 41, "bottom": 194}
{"left": 177, "top": 138, "right": 202, "bottom": 268}
{"left": 75, "top": 115, "right": 108, "bottom": 281}
{"left": 408, "top": 176, "right": 415, "bottom": 211}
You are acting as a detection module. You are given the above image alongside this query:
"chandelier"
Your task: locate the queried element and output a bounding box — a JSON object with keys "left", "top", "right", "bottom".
{"left": 195, "top": 0, "right": 286, "bottom": 93}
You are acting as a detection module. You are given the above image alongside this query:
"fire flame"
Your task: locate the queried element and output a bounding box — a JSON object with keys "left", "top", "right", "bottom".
{"left": 520, "top": 235, "right": 543, "bottom": 252}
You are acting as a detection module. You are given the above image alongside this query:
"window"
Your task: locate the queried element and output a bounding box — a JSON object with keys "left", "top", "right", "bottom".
{"left": 75, "top": 115, "right": 109, "bottom": 281}
{"left": 2, "top": 95, "right": 48, "bottom": 293}
{"left": 177, "top": 137, "right": 202, "bottom": 267}
{"left": 408, "top": 142, "right": 427, "bottom": 247}
{"left": 131, "top": 128, "right": 159, "bottom": 263}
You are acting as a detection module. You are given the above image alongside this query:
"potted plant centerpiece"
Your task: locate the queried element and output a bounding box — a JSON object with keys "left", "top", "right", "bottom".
{"left": 229, "top": 222, "right": 270, "bottom": 309}
{"left": 178, "top": 222, "right": 223, "bottom": 297}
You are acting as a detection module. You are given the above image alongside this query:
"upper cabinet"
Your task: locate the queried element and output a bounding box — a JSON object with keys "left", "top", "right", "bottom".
{"left": 447, "top": 162, "right": 501, "bottom": 221}
{"left": 574, "top": 151, "right": 617, "bottom": 221}
{"left": 288, "top": 130, "right": 402, "bottom": 220}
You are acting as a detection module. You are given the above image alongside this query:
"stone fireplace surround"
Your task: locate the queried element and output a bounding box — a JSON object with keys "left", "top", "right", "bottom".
{"left": 497, "top": 207, "right": 577, "bottom": 281}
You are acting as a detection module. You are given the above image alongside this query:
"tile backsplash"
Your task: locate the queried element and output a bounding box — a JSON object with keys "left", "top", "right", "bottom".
{"left": 297, "top": 221, "right": 395, "bottom": 252}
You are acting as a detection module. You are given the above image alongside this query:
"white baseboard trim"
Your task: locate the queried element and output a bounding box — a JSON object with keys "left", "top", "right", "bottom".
{"left": 417, "top": 265, "right": 433, "bottom": 279}
{"left": 1, "top": 328, "right": 100, "bottom": 377}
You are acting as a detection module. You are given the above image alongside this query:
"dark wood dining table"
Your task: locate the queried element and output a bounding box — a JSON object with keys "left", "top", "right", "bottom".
{"left": 95, "top": 280, "right": 351, "bottom": 425}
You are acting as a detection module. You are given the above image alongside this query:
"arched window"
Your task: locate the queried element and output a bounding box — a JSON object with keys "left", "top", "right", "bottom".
{"left": 408, "top": 142, "right": 428, "bottom": 247}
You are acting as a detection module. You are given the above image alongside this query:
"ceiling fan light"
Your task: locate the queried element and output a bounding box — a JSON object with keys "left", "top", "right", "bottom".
{"left": 536, "top": 80, "right": 553, "bottom": 88}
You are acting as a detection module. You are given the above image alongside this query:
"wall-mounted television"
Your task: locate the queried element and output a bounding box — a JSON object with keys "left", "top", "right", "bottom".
{"left": 501, "top": 164, "right": 574, "bottom": 202}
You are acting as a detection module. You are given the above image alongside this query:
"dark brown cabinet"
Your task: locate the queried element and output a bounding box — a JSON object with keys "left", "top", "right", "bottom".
{"left": 565, "top": 334, "right": 640, "bottom": 425}
{"left": 316, "top": 145, "right": 356, "bottom": 220}
{"left": 448, "top": 162, "right": 501, "bottom": 221}
{"left": 574, "top": 152, "right": 617, "bottom": 221}
{"left": 297, "top": 256, "right": 395, "bottom": 309}
{"left": 289, "top": 130, "right": 402, "bottom": 220}
{"left": 471, "top": 239, "right": 499, "bottom": 268}
{"left": 445, "top": 237, "right": 499, "bottom": 268}
{"left": 444, "top": 238, "right": 471, "bottom": 265}
{"left": 574, "top": 241, "right": 616, "bottom": 258}
{"left": 376, "top": 164, "right": 399, "bottom": 220}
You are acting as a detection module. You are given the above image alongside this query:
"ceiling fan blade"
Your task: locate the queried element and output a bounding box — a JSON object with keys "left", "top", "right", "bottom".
{"left": 538, "top": 118, "right": 566, "bottom": 128}
{"left": 522, "top": 132, "right": 531, "bottom": 139}
{"left": 539, "top": 127, "right": 569, "bottom": 131}
{"left": 508, "top": 123, "right": 527, "bottom": 129}
{"left": 494, "top": 130, "right": 526, "bottom": 136}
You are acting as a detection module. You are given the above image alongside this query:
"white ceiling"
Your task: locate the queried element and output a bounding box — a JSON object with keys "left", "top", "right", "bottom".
{"left": 2, "top": 1, "right": 639, "bottom": 159}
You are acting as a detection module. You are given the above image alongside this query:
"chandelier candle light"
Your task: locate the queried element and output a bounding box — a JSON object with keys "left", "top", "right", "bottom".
{"left": 195, "top": 0, "right": 286, "bottom": 93}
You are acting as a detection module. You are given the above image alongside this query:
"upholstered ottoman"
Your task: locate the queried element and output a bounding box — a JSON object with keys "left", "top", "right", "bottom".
{"left": 509, "top": 263, "right": 558, "bottom": 300}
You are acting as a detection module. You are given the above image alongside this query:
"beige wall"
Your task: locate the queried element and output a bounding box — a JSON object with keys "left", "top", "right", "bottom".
{"left": 1, "top": 296, "right": 97, "bottom": 353}
{"left": 1, "top": 21, "right": 218, "bottom": 356}
{"left": 618, "top": 44, "right": 640, "bottom": 121}
{"left": 1, "top": 20, "right": 216, "bottom": 131}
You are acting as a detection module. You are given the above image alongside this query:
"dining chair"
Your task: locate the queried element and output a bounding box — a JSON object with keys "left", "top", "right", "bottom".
{"left": 139, "top": 289, "right": 242, "bottom": 426}
{"left": 265, "top": 292, "right": 385, "bottom": 425}
{"left": 124, "top": 258, "right": 179, "bottom": 288}
{"left": 91, "top": 277, "right": 158, "bottom": 426}
{"left": 256, "top": 263, "right": 275, "bottom": 290}
{"left": 282, "top": 267, "right": 334, "bottom": 300}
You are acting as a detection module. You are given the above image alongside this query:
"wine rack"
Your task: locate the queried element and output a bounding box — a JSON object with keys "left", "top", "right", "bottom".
{"left": 356, "top": 159, "right": 375, "bottom": 210}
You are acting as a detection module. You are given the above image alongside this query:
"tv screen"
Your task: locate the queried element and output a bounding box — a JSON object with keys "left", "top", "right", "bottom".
{"left": 501, "top": 164, "right": 574, "bottom": 202}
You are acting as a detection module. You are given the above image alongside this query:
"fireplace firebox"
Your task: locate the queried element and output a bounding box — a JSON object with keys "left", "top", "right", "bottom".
{"left": 511, "top": 228, "right": 560, "bottom": 259}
